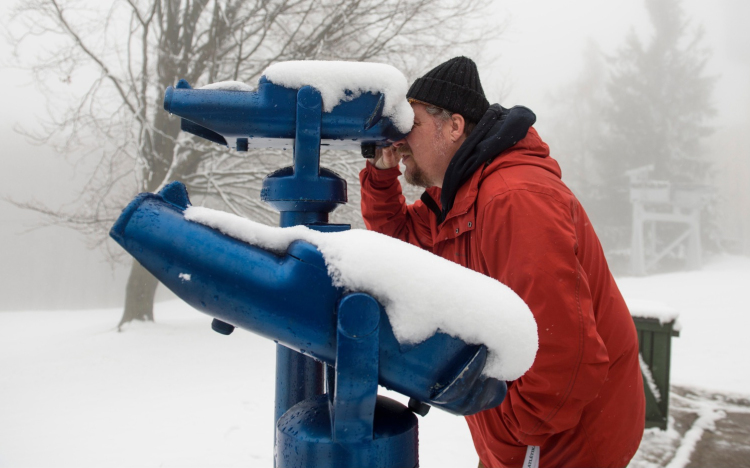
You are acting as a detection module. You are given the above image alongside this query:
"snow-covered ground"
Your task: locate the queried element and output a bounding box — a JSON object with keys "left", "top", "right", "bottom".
{"left": 0, "top": 303, "right": 477, "bottom": 467}
{"left": 617, "top": 254, "right": 750, "bottom": 396}
{"left": 1, "top": 255, "right": 748, "bottom": 467}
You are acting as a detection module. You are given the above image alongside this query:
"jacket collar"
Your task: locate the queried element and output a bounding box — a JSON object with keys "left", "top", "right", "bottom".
{"left": 438, "top": 104, "right": 537, "bottom": 224}
{"left": 441, "top": 126, "right": 555, "bottom": 224}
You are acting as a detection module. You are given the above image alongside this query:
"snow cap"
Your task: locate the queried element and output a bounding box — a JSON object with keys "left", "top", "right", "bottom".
{"left": 184, "top": 206, "right": 538, "bottom": 381}
{"left": 199, "top": 81, "right": 254, "bottom": 92}
{"left": 263, "top": 60, "right": 414, "bottom": 133}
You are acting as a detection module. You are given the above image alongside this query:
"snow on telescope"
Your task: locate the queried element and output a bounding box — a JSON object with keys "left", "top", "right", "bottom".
{"left": 110, "top": 181, "right": 538, "bottom": 416}
{"left": 163, "top": 61, "right": 415, "bottom": 156}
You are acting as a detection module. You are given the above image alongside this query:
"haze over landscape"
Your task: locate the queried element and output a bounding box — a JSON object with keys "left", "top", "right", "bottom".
{"left": 1, "top": 0, "right": 747, "bottom": 311}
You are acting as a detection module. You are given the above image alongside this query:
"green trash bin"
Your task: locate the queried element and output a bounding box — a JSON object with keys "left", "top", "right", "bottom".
{"left": 632, "top": 316, "right": 680, "bottom": 430}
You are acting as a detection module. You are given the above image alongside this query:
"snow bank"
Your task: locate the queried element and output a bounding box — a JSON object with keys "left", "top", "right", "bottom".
{"left": 184, "top": 206, "right": 537, "bottom": 381}
{"left": 627, "top": 298, "right": 681, "bottom": 331}
{"left": 0, "top": 304, "right": 479, "bottom": 467}
{"left": 617, "top": 256, "right": 750, "bottom": 396}
{"left": 639, "top": 353, "right": 661, "bottom": 402}
{"left": 263, "top": 61, "right": 414, "bottom": 133}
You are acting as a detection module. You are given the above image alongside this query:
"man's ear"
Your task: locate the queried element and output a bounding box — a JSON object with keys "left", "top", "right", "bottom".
{"left": 449, "top": 113, "right": 465, "bottom": 142}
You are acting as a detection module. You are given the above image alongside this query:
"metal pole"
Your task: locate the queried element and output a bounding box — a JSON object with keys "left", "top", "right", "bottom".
{"left": 270, "top": 86, "right": 337, "bottom": 459}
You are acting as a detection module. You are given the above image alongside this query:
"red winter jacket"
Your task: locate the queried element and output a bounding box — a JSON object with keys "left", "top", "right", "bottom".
{"left": 360, "top": 127, "right": 644, "bottom": 468}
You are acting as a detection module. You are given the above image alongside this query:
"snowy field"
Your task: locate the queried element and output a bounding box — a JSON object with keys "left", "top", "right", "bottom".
{"left": 617, "top": 254, "right": 750, "bottom": 396}
{"left": 1, "top": 255, "right": 749, "bottom": 467}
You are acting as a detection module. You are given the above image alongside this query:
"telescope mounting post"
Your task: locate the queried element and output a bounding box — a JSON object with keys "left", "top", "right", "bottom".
{"left": 259, "top": 85, "right": 351, "bottom": 457}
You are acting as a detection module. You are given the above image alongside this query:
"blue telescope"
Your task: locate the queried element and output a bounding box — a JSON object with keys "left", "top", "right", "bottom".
{"left": 113, "top": 70, "right": 509, "bottom": 467}
{"left": 164, "top": 77, "right": 405, "bottom": 155}
{"left": 112, "top": 182, "right": 506, "bottom": 467}
{"left": 112, "top": 181, "right": 506, "bottom": 415}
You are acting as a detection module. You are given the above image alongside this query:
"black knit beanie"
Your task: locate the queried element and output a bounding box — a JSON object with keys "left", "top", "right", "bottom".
{"left": 406, "top": 56, "right": 490, "bottom": 123}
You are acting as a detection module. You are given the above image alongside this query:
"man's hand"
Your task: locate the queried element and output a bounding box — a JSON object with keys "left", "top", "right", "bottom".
{"left": 371, "top": 146, "right": 401, "bottom": 170}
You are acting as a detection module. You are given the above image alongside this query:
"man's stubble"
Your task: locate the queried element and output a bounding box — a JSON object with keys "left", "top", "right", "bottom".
{"left": 402, "top": 145, "right": 431, "bottom": 188}
{"left": 402, "top": 121, "right": 450, "bottom": 189}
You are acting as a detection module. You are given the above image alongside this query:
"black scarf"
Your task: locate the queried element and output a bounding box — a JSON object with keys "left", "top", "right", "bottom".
{"left": 434, "top": 104, "right": 536, "bottom": 224}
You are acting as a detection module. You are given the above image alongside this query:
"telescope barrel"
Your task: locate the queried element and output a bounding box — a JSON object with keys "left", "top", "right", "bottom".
{"left": 110, "top": 182, "right": 506, "bottom": 416}
{"left": 110, "top": 189, "right": 339, "bottom": 361}
{"left": 163, "top": 78, "right": 406, "bottom": 151}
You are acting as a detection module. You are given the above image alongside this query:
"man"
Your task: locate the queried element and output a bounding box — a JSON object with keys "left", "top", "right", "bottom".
{"left": 360, "top": 56, "right": 645, "bottom": 467}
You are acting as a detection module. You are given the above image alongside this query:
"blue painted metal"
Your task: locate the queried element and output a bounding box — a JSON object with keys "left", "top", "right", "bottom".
{"left": 266, "top": 86, "right": 347, "bottom": 429}
{"left": 163, "top": 78, "right": 407, "bottom": 151}
{"left": 110, "top": 182, "right": 507, "bottom": 416}
{"left": 276, "top": 292, "right": 417, "bottom": 468}
{"left": 261, "top": 87, "right": 347, "bottom": 219}
{"left": 276, "top": 395, "right": 418, "bottom": 468}
{"left": 274, "top": 347, "right": 323, "bottom": 424}
{"left": 333, "top": 293, "right": 380, "bottom": 442}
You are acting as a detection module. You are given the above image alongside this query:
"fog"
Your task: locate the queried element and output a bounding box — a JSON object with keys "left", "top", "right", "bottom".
{"left": 1, "top": 0, "right": 748, "bottom": 311}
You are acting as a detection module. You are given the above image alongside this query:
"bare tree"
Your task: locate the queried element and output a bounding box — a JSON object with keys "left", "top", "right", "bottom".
{"left": 7, "top": 0, "right": 495, "bottom": 328}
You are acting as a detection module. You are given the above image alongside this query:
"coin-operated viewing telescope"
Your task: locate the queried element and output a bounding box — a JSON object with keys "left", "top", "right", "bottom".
{"left": 112, "top": 62, "right": 537, "bottom": 468}
{"left": 163, "top": 77, "right": 405, "bottom": 155}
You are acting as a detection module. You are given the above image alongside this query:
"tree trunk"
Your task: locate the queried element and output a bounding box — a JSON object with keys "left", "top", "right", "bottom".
{"left": 118, "top": 259, "right": 160, "bottom": 330}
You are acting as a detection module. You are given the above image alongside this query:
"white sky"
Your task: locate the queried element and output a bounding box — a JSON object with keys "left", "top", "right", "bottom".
{"left": 483, "top": 0, "right": 750, "bottom": 127}
{"left": 485, "top": 1, "right": 649, "bottom": 103}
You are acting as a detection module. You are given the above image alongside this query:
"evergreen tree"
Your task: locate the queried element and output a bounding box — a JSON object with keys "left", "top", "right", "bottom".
{"left": 593, "top": 0, "right": 716, "bottom": 254}
{"left": 600, "top": 0, "right": 715, "bottom": 183}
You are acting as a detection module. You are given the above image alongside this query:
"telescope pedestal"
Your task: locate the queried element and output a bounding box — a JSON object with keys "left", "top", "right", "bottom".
{"left": 275, "top": 293, "right": 418, "bottom": 468}
{"left": 276, "top": 395, "right": 418, "bottom": 468}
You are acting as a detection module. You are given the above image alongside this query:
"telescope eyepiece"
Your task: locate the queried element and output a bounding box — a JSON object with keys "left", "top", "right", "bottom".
{"left": 163, "top": 86, "right": 174, "bottom": 113}
{"left": 361, "top": 144, "right": 376, "bottom": 159}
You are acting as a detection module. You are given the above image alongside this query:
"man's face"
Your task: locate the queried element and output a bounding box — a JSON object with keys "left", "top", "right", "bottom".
{"left": 393, "top": 103, "right": 453, "bottom": 188}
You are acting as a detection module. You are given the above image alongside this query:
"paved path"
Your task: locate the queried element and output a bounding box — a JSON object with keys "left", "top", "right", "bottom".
{"left": 630, "top": 386, "right": 750, "bottom": 468}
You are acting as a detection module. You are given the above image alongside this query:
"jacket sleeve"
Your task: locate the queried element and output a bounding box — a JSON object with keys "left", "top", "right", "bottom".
{"left": 477, "top": 190, "right": 609, "bottom": 446}
{"left": 359, "top": 162, "right": 435, "bottom": 250}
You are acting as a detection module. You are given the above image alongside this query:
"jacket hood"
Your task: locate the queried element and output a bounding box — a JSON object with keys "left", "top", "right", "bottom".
{"left": 483, "top": 125, "right": 557, "bottom": 177}
{"left": 438, "top": 104, "right": 537, "bottom": 223}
